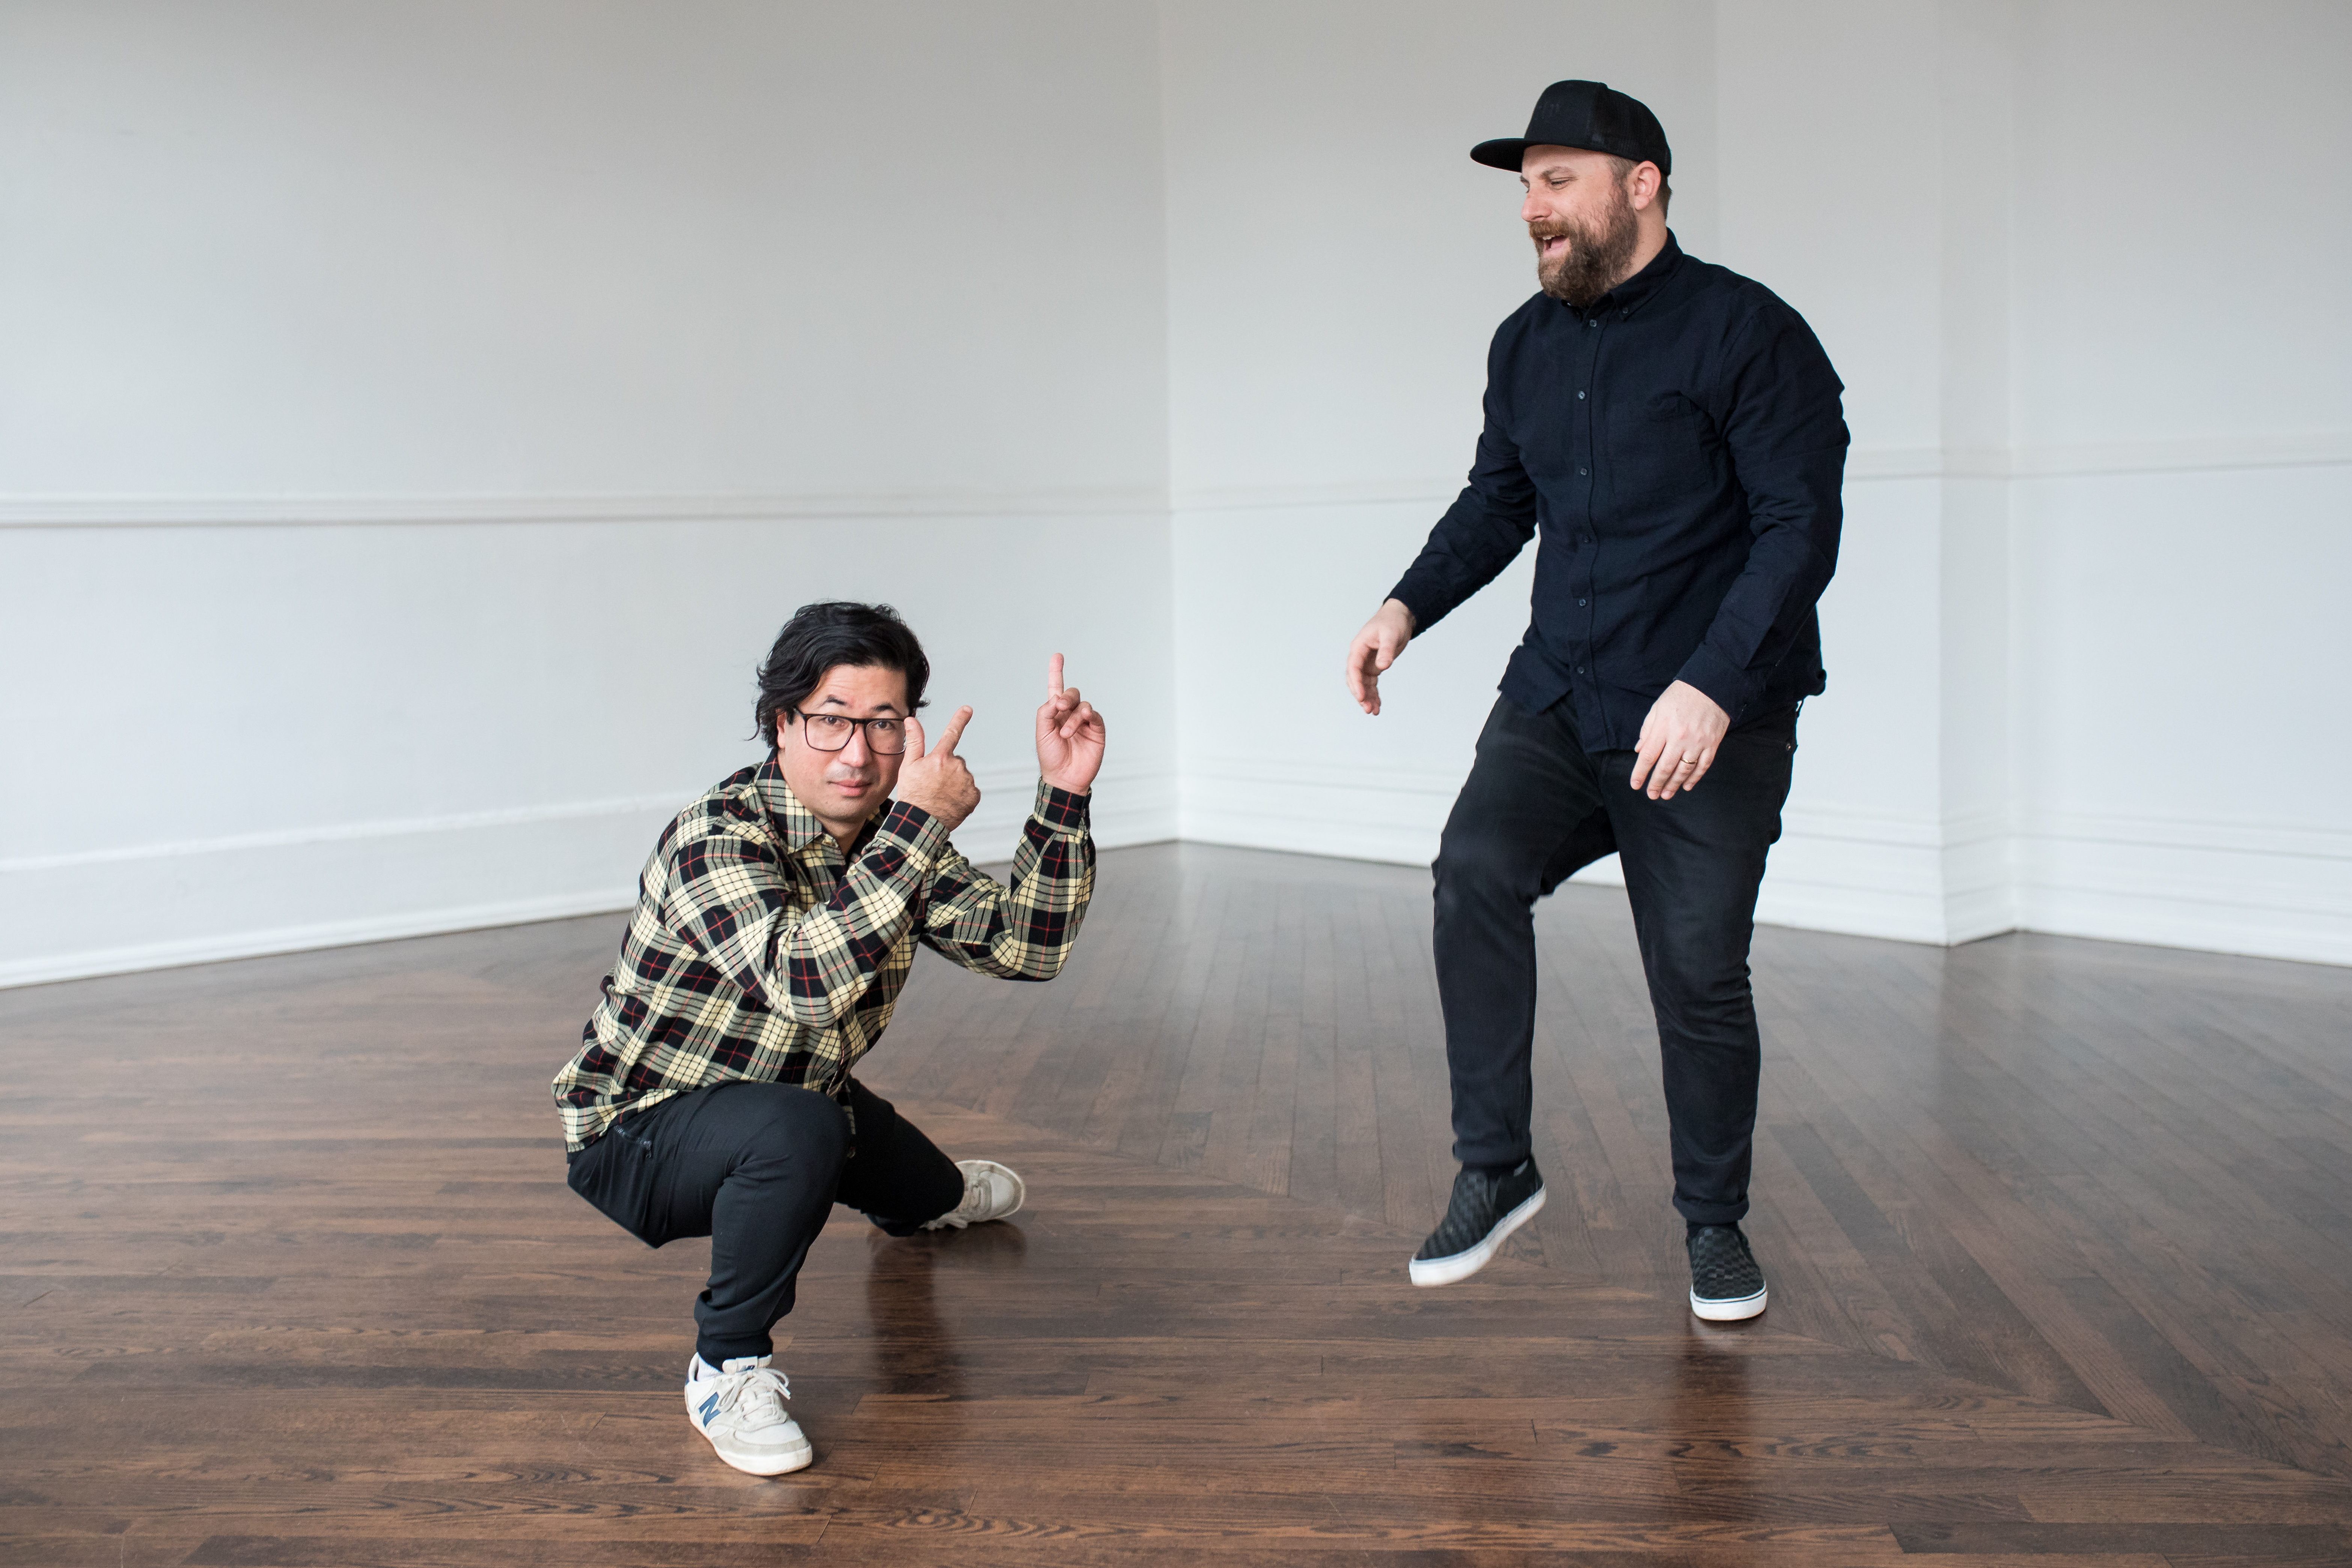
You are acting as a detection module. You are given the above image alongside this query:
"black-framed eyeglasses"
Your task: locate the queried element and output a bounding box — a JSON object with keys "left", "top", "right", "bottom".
{"left": 790, "top": 709, "right": 909, "bottom": 755}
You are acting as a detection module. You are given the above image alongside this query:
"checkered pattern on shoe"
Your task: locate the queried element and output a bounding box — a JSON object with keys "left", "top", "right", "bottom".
{"left": 1686, "top": 1223, "right": 1768, "bottom": 1320}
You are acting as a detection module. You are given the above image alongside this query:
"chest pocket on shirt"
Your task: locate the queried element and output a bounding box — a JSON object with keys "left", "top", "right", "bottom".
{"left": 1605, "top": 393, "right": 1716, "bottom": 515}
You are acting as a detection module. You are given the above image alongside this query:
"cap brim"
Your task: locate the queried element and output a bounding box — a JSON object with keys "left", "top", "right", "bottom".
{"left": 1472, "top": 137, "right": 1673, "bottom": 176}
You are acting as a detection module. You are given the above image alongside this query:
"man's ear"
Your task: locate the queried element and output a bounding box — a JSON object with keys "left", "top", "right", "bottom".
{"left": 1627, "top": 160, "right": 1663, "bottom": 211}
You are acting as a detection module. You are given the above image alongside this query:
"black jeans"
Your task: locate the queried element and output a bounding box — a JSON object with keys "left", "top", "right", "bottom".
{"left": 565, "top": 1077, "right": 963, "bottom": 1366}
{"left": 1433, "top": 694, "right": 1797, "bottom": 1226}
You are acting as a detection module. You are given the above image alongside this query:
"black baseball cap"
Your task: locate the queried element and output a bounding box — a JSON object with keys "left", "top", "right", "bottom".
{"left": 1471, "top": 80, "right": 1671, "bottom": 176}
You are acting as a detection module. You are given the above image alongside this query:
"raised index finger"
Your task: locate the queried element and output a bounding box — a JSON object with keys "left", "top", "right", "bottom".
{"left": 1048, "top": 652, "right": 1065, "bottom": 697}
{"left": 934, "top": 704, "right": 974, "bottom": 756}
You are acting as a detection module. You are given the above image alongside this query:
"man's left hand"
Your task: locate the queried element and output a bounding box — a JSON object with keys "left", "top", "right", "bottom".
{"left": 1036, "top": 653, "right": 1106, "bottom": 794}
{"left": 1629, "top": 680, "right": 1730, "bottom": 800}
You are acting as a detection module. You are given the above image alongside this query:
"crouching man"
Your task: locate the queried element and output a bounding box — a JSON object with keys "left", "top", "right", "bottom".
{"left": 553, "top": 601, "right": 1104, "bottom": 1475}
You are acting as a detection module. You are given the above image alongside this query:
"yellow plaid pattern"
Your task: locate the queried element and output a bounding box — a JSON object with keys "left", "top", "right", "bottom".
{"left": 553, "top": 760, "right": 1094, "bottom": 1151}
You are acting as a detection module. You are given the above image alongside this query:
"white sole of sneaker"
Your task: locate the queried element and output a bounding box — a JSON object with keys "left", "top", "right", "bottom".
{"left": 686, "top": 1385, "right": 815, "bottom": 1476}
{"left": 1408, "top": 1185, "right": 1546, "bottom": 1287}
{"left": 706, "top": 1432, "right": 814, "bottom": 1476}
{"left": 1689, "top": 1283, "right": 1768, "bottom": 1321}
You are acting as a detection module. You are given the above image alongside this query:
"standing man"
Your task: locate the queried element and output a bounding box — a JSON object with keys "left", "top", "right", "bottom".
{"left": 1344, "top": 81, "right": 1845, "bottom": 1320}
{"left": 555, "top": 601, "right": 1104, "bottom": 1473}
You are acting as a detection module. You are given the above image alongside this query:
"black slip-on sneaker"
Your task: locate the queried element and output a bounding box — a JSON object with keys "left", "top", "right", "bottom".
{"left": 1409, "top": 1159, "right": 1546, "bottom": 1286}
{"left": 1687, "top": 1222, "right": 1768, "bottom": 1320}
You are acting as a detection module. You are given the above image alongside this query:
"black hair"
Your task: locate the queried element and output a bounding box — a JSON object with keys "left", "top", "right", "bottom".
{"left": 753, "top": 601, "right": 931, "bottom": 752}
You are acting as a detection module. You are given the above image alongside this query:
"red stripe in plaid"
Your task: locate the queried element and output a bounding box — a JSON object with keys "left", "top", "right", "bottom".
{"left": 552, "top": 764, "right": 1093, "bottom": 1151}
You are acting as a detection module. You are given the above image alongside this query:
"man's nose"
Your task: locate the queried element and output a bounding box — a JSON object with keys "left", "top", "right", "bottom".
{"left": 1521, "top": 190, "right": 1546, "bottom": 224}
{"left": 839, "top": 726, "right": 873, "bottom": 764}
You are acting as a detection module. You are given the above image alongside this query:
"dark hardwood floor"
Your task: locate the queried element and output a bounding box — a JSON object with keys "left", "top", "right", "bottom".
{"left": 6, "top": 840, "right": 2352, "bottom": 1565}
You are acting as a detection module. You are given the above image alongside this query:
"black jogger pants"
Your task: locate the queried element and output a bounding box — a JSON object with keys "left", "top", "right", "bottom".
{"left": 566, "top": 1077, "right": 963, "bottom": 1365}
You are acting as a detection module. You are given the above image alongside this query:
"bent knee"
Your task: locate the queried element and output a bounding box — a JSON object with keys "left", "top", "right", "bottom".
{"left": 715, "top": 1081, "right": 850, "bottom": 1168}
{"left": 1434, "top": 821, "right": 1535, "bottom": 899}
{"left": 1642, "top": 933, "right": 1756, "bottom": 1018}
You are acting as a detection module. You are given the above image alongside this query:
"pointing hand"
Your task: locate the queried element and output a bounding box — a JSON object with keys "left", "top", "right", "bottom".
{"left": 1035, "top": 653, "right": 1106, "bottom": 794}
{"left": 894, "top": 706, "right": 981, "bottom": 829}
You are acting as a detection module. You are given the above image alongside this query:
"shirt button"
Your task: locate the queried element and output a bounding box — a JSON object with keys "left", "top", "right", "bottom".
{"left": 1576, "top": 666, "right": 1587, "bottom": 674}
{"left": 1578, "top": 598, "right": 1588, "bottom": 606}
{"left": 1577, "top": 390, "right": 1586, "bottom": 399}
{"left": 1578, "top": 467, "right": 1588, "bottom": 476}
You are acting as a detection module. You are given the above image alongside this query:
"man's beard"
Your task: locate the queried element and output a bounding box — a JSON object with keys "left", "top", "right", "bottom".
{"left": 1532, "top": 187, "right": 1640, "bottom": 307}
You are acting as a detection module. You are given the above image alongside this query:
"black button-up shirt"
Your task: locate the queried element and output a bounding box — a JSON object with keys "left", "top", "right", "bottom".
{"left": 1389, "top": 233, "right": 1847, "bottom": 748}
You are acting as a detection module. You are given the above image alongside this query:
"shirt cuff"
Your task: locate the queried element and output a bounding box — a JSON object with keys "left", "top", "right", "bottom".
{"left": 1034, "top": 779, "right": 1093, "bottom": 833}
{"left": 871, "top": 799, "right": 953, "bottom": 871}
{"left": 1386, "top": 575, "right": 1440, "bottom": 634}
{"left": 1673, "top": 643, "right": 1761, "bottom": 725}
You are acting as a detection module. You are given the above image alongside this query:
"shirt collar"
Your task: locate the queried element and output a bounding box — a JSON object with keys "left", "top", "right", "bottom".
{"left": 753, "top": 756, "right": 885, "bottom": 857}
{"left": 754, "top": 756, "right": 829, "bottom": 852}
{"left": 1581, "top": 229, "right": 1685, "bottom": 319}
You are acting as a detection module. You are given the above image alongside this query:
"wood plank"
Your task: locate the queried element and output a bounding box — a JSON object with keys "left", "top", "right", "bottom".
{"left": 9, "top": 844, "right": 2352, "bottom": 1566}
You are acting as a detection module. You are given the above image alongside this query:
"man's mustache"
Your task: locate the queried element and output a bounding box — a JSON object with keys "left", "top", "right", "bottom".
{"left": 1528, "top": 218, "right": 1579, "bottom": 243}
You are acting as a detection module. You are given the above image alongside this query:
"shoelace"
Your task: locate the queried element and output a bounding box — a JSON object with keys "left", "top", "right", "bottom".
{"left": 937, "top": 1169, "right": 990, "bottom": 1228}
{"left": 708, "top": 1364, "right": 792, "bottom": 1429}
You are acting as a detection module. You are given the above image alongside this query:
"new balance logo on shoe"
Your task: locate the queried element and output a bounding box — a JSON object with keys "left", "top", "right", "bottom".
{"left": 684, "top": 1354, "right": 814, "bottom": 1476}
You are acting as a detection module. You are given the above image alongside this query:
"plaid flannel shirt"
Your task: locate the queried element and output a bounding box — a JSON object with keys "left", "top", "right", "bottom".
{"left": 553, "top": 759, "right": 1094, "bottom": 1151}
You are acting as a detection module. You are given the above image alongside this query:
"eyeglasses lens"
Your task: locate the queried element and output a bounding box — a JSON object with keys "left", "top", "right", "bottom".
{"left": 803, "top": 715, "right": 907, "bottom": 755}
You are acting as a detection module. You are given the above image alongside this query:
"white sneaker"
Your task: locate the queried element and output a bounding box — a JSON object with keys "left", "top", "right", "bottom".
{"left": 684, "top": 1354, "right": 812, "bottom": 1475}
{"left": 921, "top": 1159, "right": 1025, "bottom": 1229}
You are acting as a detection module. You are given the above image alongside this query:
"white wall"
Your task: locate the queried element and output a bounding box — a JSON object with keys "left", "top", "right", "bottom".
{"left": 7, "top": 0, "right": 2346, "bottom": 985}
{"left": 1162, "top": 0, "right": 1719, "bottom": 860}
{"left": 1164, "top": 0, "right": 2352, "bottom": 966}
{"left": 0, "top": 0, "right": 1178, "bottom": 987}
{"left": 1710, "top": 0, "right": 1961, "bottom": 944}
{"left": 2003, "top": 0, "right": 2352, "bottom": 962}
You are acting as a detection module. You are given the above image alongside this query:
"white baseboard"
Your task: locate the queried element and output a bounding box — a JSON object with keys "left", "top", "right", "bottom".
{"left": 2015, "top": 811, "right": 2352, "bottom": 966}
{"left": 11, "top": 763, "right": 2339, "bottom": 986}
{"left": 0, "top": 889, "right": 642, "bottom": 990}
{"left": 1180, "top": 763, "right": 1965, "bottom": 943}
{"left": 0, "top": 796, "right": 672, "bottom": 990}
{"left": 952, "top": 759, "right": 1176, "bottom": 867}
{"left": 1178, "top": 758, "right": 1457, "bottom": 867}
{"left": 1177, "top": 766, "right": 2352, "bottom": 966}
{"left": 0, "top": 762, "right": 1178, "bottom": 990}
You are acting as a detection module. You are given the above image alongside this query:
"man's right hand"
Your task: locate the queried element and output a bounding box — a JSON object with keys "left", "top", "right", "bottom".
{"left": 895, "top": 706, "right": 981, "bottom": 831}
{"left": 1345, "top": 598, "right": 1417, "bottom": 715}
